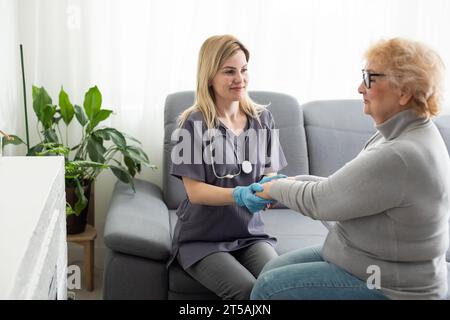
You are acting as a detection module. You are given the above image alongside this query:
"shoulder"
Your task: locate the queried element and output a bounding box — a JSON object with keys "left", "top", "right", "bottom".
{"left": 359, "top": 143, "right": 409, "bottom": 173}
{"left": 367, "top": 134, "right": 419, "bottom": 167}
{"left": 181, "top": 110, "right": 206, "bottom": 130}
{"left": 184, "top": 110, "right": 205, "bottom": 123}
{"left": 386, "top": 138, "right": 429, "bottom": 168}
{"left": 256, "top": 108, "right": 275, "bottom": 127}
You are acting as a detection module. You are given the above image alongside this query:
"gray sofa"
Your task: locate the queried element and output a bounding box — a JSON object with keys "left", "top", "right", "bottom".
{"left": 103, "top": 91, "right": 450, "bottom": 300}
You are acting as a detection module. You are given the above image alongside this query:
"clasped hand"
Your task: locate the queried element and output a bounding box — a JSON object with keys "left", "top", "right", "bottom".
{"left": 232, "top": 174, "right": 287, "bottom": 213}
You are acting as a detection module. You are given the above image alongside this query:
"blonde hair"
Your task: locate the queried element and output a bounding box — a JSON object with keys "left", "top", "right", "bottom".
{"left": 364, "top": 38, "right": 445, "bottom": 118}
{"left": 178, "top": 34, "right": 264, "bottom": 128}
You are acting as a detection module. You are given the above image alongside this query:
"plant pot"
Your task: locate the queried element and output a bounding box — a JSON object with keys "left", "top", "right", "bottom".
{"left": 66, "top": 182, "right": 92, "bottom": 234}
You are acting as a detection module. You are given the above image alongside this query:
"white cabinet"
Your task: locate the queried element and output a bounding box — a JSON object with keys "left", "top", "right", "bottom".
{"left": 0, "top": 156, "right": 67, "bottom": 299}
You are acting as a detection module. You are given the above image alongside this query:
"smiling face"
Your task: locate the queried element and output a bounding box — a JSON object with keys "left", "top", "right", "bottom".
{"left": 210, "top": 50, "right": 248, "bottom": 105}
{"left": 358, "top": 61, "right": 410, "bottom": 125}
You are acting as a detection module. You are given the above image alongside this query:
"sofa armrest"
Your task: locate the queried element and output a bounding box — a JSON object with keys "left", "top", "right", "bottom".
{"left": 104, "top": 179, "right": 171, "bottom": 261}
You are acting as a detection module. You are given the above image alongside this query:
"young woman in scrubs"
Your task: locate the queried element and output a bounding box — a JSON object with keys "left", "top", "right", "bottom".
{"left": 169, "top": 34, "right": 287, "bottom": 299}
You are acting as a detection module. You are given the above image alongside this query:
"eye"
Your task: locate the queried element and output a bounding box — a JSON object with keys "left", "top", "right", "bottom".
{"left": 241, "top": 68, "right": 248, "bottom": 73}
{"left": 224, "top": 70, "right": 234, "bottom": 74}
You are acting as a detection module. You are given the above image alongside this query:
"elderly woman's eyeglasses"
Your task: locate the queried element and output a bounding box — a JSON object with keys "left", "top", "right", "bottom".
{"left": 362, "top": 69, "right": 386, "bottom": 89}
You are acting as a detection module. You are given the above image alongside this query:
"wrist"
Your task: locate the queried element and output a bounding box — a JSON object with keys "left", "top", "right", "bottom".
{"left": 232, "top": 187, "right": 244, "bottom": 206}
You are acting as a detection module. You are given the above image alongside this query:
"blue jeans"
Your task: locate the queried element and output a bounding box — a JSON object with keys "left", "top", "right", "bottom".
{"left": 250, "top": 245, "right": 388, "bottom": 300}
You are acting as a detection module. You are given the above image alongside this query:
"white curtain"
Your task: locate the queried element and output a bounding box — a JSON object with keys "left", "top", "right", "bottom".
{"left": 10, "top": 0, "right": 450, "bottom": 241}
{"left": 0, "top": 0, "right": 22, "bottom": 155}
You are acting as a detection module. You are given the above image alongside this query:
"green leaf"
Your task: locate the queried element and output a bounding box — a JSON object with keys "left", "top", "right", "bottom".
{"left": 32, "top": 86, "right": 52, "bottom": 124}
{"left": 66, "top": 203, "right": 76, "bottom": 216}
{"left": 121, "top": 132, "right": 142, "bottom": 144}
{"left": 123, "top": 145, "right": 150, "bottom": 165}
{"left": 1, "top": 135, "right": 25, "bottom": 147}
{"left": 36, "top": 143, "right": 70, "bottom": 157}
{"left": 41, "top": 104, "right": 57, "bottom": 129}
{"left": 65, "top": 163, "right": 83, "bottom": 180}
{"left": 74, "top": 104, "right": 88, "bottom": 126}
{"left": 87, "top": 135, "right": 106, "bottom": 163}
{"left": 59, "top": 87, "right": 74, "bottom": 125}
{"left": 83, "top": 86, "right": 102, "bottom": 121}
{"left": 89, "top": 109, "right": 113, "bottom": 131}
{"left": 70, "top": 143, "right": 81, "bottom": 151}
{"left": 124, "top": 156, "right": 137, "bottom": 177}
{"left": 43, "top": 128, "right": 59, "bottom": 143}
{"left": 74, "top": 179, "right": 88, "bottom": 216}
{"left": 110, "top": 164, "right": 134, "bottom": 190}
{"left": 27, "top": 143, "right": 45, "bottom": 156}
{"left": 69, "top": 160, "right": 108, "bottom": 169}
{"left": 94, "top": 128, "right": 126, "bottom": 148}
{"left": 65, "top": 160, "right": 108, "bottom": 180}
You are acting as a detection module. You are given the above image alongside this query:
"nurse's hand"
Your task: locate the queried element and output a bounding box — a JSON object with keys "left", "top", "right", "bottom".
{"left": 233, "top": 183, "right": 273, "bottom": 214}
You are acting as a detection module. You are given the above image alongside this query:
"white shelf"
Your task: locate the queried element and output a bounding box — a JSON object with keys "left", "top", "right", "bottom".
{"left": 0, "top": 156, "right": 67, "bottom": 299}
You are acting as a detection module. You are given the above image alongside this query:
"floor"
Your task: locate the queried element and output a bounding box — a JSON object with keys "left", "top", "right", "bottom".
{"left": 67, "top": 244, "right": 104, "bottom": 300}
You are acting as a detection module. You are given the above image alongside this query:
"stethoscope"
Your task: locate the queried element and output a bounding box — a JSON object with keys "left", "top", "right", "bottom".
{"left": 207, "top": 133, "right": 253, "bottom": 179}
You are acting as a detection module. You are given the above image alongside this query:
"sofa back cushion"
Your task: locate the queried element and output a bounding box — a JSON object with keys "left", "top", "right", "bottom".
{"left": 163, "top": 91, "right": 308, "bottom": 209}
{"left": 302, "top": 100, "right": 376, "bottom": 176}
{"left": 435, "top": 115, "right": 450, "bottom": 152}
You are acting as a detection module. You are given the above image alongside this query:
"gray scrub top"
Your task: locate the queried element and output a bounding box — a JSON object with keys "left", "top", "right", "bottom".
{"left": 169, "top": 108, "right": 287, "bottom": 269}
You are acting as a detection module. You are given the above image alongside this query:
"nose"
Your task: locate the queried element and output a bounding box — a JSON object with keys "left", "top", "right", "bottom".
{"left": 234, "top": 71, "right": 244, "bottom": 84}
{"left": 358, "top": 81, "right": 366, "bottom": 94}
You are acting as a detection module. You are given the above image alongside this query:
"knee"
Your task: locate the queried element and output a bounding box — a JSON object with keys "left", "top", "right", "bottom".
{"left": 260, "top": 256, "right": 281, "bottom": 275}
{"left": 228, "top": 279, "right": 254, "bottom": 300}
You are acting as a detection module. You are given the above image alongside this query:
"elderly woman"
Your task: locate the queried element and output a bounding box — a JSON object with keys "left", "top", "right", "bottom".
{"left": 251, "top": 38, "right": 450, "bottom": 300}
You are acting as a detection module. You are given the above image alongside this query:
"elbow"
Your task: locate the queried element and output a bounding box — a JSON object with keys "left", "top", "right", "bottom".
{"left": 186, "top": 191, "right": 201, "bottom": 205}
{"left": 189, "top": 197, "right": 201, "bottom": 205}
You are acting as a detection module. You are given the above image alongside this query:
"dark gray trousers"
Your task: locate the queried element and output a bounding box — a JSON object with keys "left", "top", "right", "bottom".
{"left": 184, "top": 242, "right": 278, "bottom": 300}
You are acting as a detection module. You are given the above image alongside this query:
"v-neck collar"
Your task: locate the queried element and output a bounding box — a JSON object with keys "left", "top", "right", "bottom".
{"left": 218, "top": 115, "right": 250, "bottom": 137}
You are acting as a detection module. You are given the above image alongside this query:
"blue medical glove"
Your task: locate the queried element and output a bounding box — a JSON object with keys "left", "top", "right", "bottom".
{"left": 233, "top": 183, "right": 273, "bottom": 214}
{"left": 258, "top": 174, "right": 287, "bottom": 184}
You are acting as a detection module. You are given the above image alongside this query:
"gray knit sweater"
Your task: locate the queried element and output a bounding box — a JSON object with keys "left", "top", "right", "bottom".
{"left": 269, "top": 109, "right": 450, "bottom": 299}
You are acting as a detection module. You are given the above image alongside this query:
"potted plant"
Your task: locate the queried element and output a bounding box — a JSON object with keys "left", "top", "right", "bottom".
{"left": 9, "top": 85, "right": 154, "bottom": 234}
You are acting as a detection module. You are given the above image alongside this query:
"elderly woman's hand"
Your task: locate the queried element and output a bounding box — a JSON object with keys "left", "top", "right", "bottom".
{"left": 258, "top": 175, "right": 291, "bottom": 207}
{"left": 256, "top": 181, "right": 275, "bottom": 200}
